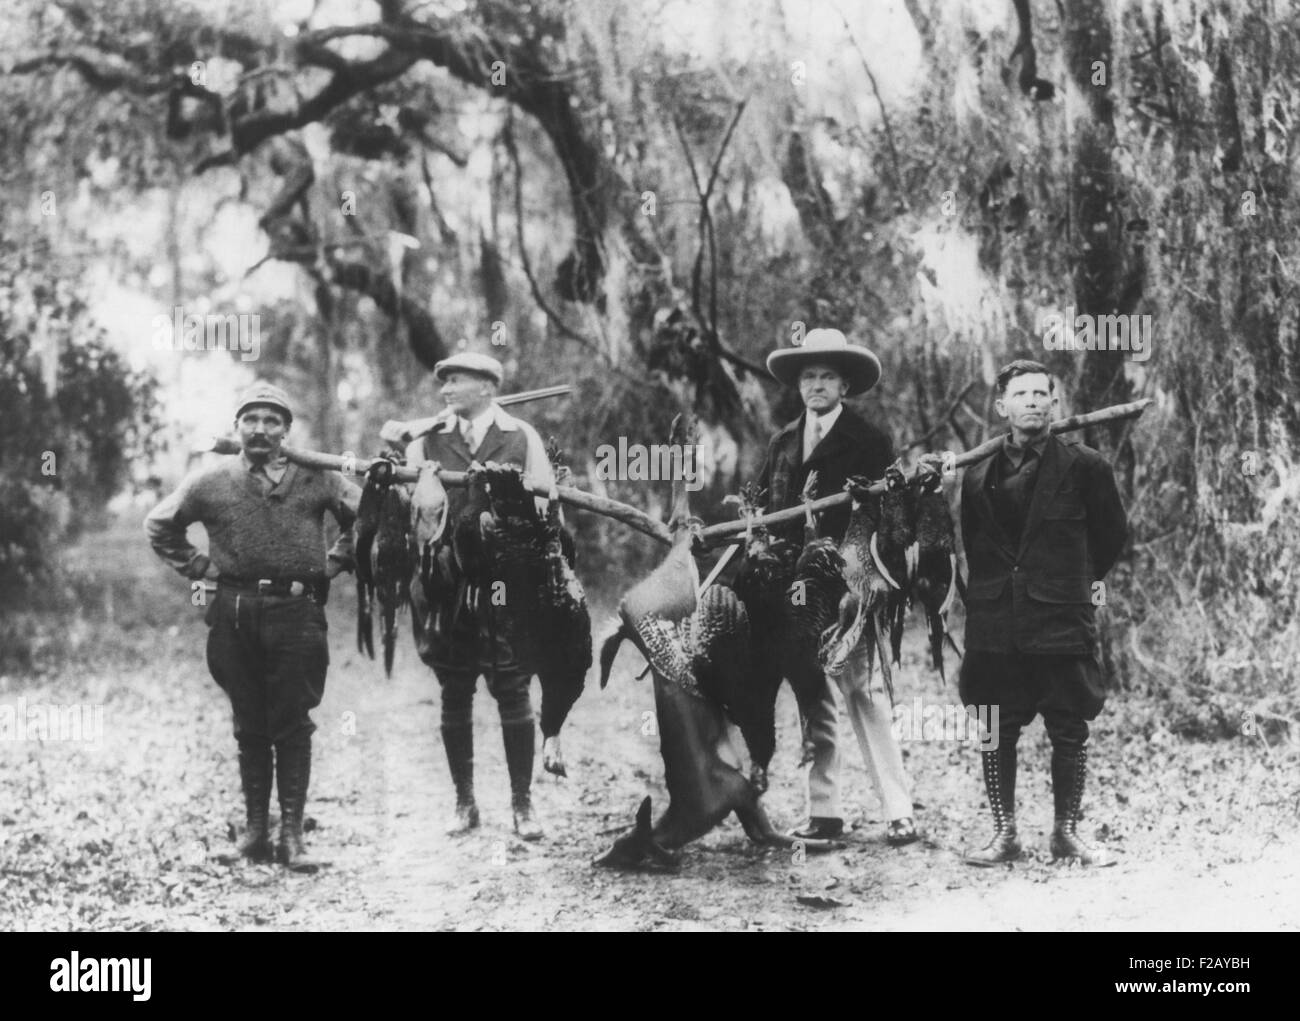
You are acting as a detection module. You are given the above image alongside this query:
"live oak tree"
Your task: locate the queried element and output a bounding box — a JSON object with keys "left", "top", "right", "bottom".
{"left": 5, "top": 0, "right": 1300, "bottom": 727}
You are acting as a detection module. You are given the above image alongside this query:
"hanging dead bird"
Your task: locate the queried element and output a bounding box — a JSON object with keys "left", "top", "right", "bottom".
{"left": 354, "top": 457, "right": 395, "bottom": 659}
{"left": 354, "top": 455, "right": 414, "bottom": 676}
{"left": 909, "top": 458, "right": 959, "bottom": 682}
{"left": 876, "top": 461, "right": 917, "bottom": 668}
{"left": 449, "top": 465, "right": 490, "bottom": 625}
{"left": 820, "top": 475, "right": 894, "bottom": 702}
{"left": 408, "top": 461, "right": 455, "bottom": 660}
{"left": 373, "top": 466, "right": 413, "bottom": 677}
{"left": 410, "top": 462, "right": 450, "bottom": 610}
{"left": 477, "top": 462, "right": 591, "bottom": 777}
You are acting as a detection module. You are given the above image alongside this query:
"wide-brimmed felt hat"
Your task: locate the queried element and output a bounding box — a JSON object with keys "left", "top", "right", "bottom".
{"left": 235, "top": 381, "right": 294, "bottom": 423}
{"left": 433, "top": 352, "right": 505, "bottom": 386}
{"left": 766, "top": 328, "right": 882, "bottom": 396}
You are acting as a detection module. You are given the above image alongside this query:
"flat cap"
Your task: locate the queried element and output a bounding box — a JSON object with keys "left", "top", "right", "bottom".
{"left": 235, "top": 381, "right": 294, "bottom": 423}
{"left": 433, "top": 351, "right": 504, "bottom": 386}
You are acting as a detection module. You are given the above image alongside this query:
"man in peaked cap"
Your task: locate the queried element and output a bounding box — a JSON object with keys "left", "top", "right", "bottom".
{"left": 146, "top": 380, "right": 360, "bottom": 872}
{"left": 756, "top": 328, "right": 919, "bottom": 847}
{"left": 384, "top": 351, "right": 557, "bottom": 840}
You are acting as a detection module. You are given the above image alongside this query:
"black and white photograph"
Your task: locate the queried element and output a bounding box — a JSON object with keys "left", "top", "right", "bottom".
{"left": 0, "top": 0, "right": 1293, "bottom": 951}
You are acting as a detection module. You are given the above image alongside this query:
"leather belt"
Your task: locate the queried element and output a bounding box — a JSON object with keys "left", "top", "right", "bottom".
{"left": 219, "top": 577, "right": 329, "bottom": 603}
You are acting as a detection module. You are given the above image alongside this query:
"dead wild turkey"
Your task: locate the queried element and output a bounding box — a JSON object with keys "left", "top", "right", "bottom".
{"left": 597, "top": 416, "right": 838, "bottom": 869}
{"left": 475, "top": 461, "right": 591, "bottom": 778}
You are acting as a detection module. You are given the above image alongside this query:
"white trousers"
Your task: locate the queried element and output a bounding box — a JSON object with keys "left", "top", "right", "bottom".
{"left": 806, "top": 654, "right": 914, "bottom": 822}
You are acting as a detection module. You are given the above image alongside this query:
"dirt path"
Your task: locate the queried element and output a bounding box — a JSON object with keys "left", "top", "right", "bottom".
{"left": 1, "top": 518, "right": 1296, "bottom": 931}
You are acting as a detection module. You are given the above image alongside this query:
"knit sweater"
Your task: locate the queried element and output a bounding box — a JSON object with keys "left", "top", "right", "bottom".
{"left": 145, "top": 454, "right": 360, "bottom": 582}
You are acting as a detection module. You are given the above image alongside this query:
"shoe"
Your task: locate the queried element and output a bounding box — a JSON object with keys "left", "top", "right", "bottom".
{"left": 503, "top": 719, "right": 543, "bottom": 841}
{"left": 1050, "top": 742, "right": 1115, "bottom": 867}
{"left": 512, "top": 796, "right": 544, "bottom": 842}
{"left": 442, "top": 724, "right": 480, "bottom": 835}
{"left": 789, "top": 816, "right": 844, "bottom": 840}
{"left": 886, "top": 817, "right": 920, "bottom": 847}
{"left": 964, "top": 744, "right": 1022, "bottom": 866}
{"left": 275, "top": 737, "right": 326, "bottom": 873}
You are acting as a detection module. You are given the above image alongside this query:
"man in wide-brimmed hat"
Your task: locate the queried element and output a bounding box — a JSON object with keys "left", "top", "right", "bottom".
{"left": 757, "top": 328, "right": 919, "bottom": 847}
{"left": 146, "top": 381, "right": 360, "bottom": 872}
{"left": 383, "top": 351, "right": 556, "bottom": 841}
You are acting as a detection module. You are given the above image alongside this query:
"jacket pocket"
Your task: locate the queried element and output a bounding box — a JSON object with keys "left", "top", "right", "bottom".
{"left": 1026, "top": 576, "right": 1092, "bottom": 604}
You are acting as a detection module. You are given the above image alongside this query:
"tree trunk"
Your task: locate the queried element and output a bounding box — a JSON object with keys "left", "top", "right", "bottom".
{"left": 1061, "top": 0, "right": 1139, "bottom": 451}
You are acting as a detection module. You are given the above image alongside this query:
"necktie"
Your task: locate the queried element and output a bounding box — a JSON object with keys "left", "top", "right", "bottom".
{"left": 807, "top": 415, "right": 822, "bottom": 460}
{"left": 460, "top": 418, "right": 476, "bottom": 453}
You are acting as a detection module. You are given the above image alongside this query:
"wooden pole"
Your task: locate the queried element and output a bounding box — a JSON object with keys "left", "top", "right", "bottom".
{"left": 696, "top": 398, "right": 1153, "bottom": 546}
{"left": 198, "top": 396, "right": 1150, "bottom": 550}
{"left": 202, "top": 437, "right": 673, "bottom": 545}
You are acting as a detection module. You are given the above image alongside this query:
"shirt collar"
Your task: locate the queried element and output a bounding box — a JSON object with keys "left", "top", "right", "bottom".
{"left": 461, "top": 405, "right": 497, "bottom": 433}
{"left": 806, "top": 403, "right": 843, "bottom": 435}
{"left": 1002, "top": 432, "right": 1049, "bottom": 468}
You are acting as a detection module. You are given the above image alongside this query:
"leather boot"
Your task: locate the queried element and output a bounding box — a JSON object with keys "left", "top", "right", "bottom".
{"left": 276, "top": 737, "right": 325, "bottom": 873}
{"left": 502, "top": 720, "right": 543, "bottom": 841}
{"left": 216, "top": 742, "right": 274, "bottom": 864}
{"left": 1050, "top": 742, "right": 1114, "bottom": 866}
{"left": 442, "top": 723, "right": 480, "bottom": 834}
{"left": 237, "top": 742, "right": 274, "bottom": 861}
{"left": 964, "top": 743, "right": 1022, "bottom": 866}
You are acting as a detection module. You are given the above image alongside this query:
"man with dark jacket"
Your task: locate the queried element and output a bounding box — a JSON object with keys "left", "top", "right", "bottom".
{"left": 959, "top": 360, "right": 1127, "bottom": 866}
{"left": 757, "top": 328, "right": 918, "bottom": 846}
{"left": 146, "top": 382, "right": 359, "bottom": 872}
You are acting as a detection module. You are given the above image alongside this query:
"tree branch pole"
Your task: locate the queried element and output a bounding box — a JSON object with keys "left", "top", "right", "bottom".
{"left": 201, "top": 397, "right": 1150, "bottom": 550}
{"left": 203, "top": 437, "right": 673, "bottom": 545}
{"left": 696, "top": 398, "right": 1154, "bottom": 546}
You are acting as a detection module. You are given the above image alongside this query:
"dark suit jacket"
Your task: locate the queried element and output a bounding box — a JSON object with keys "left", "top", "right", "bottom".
{"left": 960, "top": 433, "right": 1128, "bottom": 655}
{"left": 756, "top": 407, "right": 894, "bottom": 544}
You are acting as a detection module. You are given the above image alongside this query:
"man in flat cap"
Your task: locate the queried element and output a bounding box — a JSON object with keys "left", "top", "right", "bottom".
{"left": 757, "top": 328, "right": 919, "bottom": 847}
{"left": 146, "top": 382, "right": 360, "bottom": 872}
{"left": 382, "top": 352, "right": 556, "bottom": 840}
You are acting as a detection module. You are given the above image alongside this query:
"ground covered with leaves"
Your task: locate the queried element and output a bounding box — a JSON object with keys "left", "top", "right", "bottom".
{"left": 1, "top": 517, "right": 1296, "bottom": 932}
